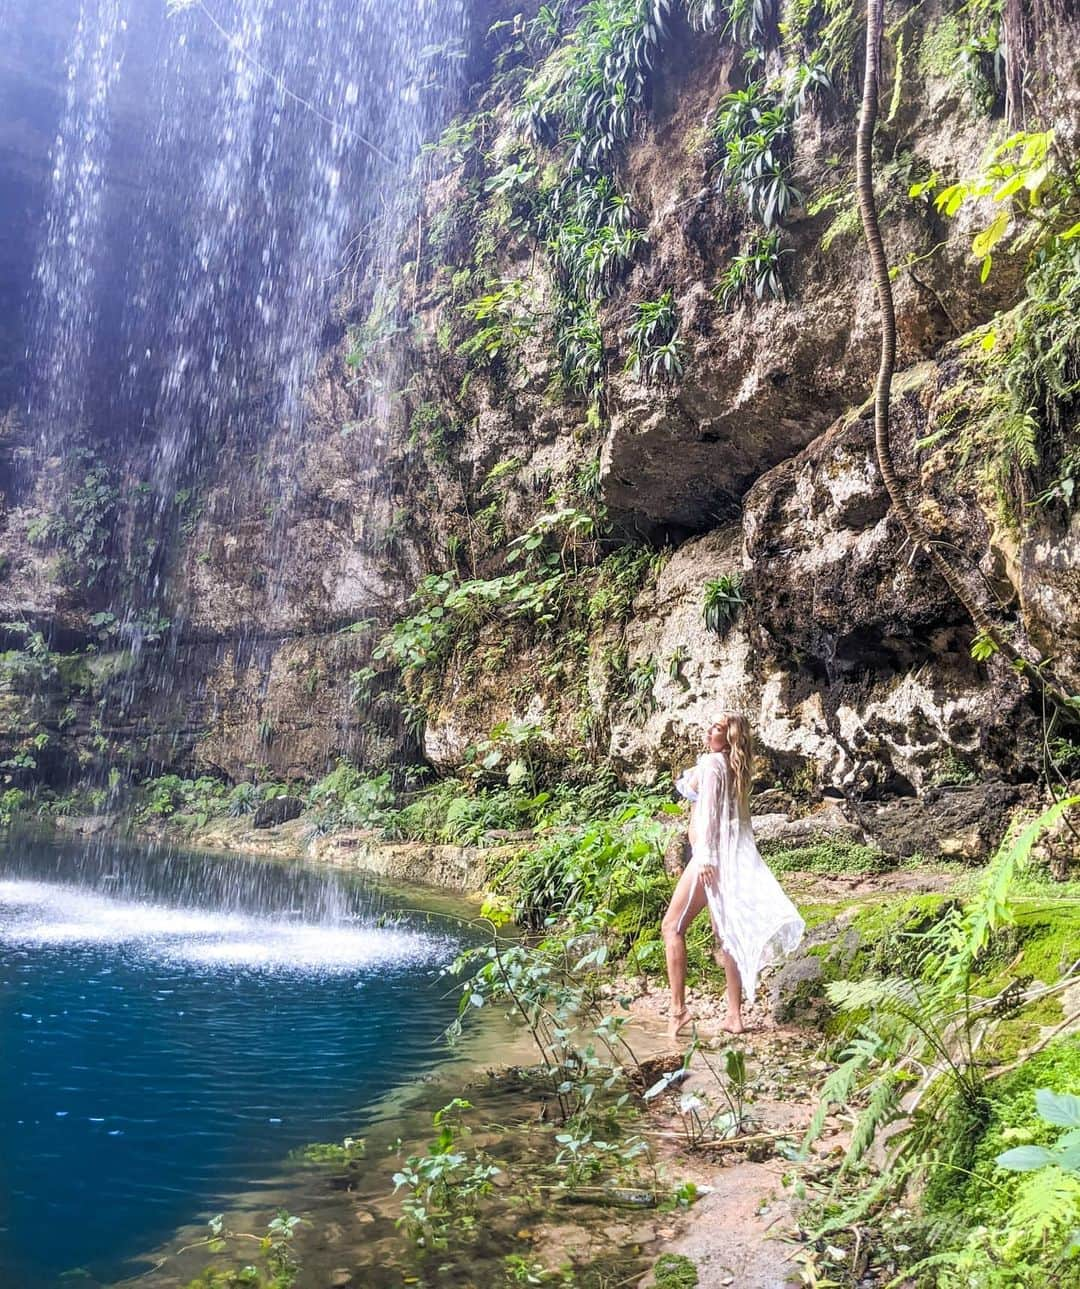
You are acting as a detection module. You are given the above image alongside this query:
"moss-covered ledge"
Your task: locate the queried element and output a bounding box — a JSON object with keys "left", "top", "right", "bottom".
{"left": 135, "top": 814, "right": 504, "bottom": 897}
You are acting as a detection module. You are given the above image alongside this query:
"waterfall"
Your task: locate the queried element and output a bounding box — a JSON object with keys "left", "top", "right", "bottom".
{"left": 30, "top": 0, "right": 129, "bottom": 442}
{"left": 19, "top": 0, "right": 467, "bottom": 620}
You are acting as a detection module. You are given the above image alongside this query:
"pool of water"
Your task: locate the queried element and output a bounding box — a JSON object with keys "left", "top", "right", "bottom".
{"left": 0, "top": 835, "right": 469, "bottom": 1287}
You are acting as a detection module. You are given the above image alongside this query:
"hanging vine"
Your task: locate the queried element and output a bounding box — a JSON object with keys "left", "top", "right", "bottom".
{"left": 855, "top": 0, "right": 1078, "bottom": 729}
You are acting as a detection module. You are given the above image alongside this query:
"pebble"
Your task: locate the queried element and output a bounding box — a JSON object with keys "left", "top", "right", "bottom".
{"left": 329, "top": 1272, "right": 352, "bottom": 1287}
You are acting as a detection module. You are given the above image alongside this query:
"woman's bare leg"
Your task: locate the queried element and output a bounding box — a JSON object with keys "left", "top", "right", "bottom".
{"left": 662, "top": 863, "right": 707, "bottom": 1039}
{"left": 719, "top": 949, "right": 744, "bottom": 1033}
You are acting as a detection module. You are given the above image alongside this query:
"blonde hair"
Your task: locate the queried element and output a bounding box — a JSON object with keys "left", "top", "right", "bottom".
{"left": 715, "top": 712, "right": 753, "bottom": 807}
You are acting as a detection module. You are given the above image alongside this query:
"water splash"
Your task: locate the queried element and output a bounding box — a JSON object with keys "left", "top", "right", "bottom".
{"left": 0, "top": 878, "right": 450, "bottom": 972}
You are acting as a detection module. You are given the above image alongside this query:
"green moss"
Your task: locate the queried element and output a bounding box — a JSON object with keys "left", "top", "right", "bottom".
{"left": 54, "top": 652, "right": 92, "bottom": 692}
{"left": 923, "top": 1040, "right": 1080, "bottom": 1222}
{"left": 849, "top": 894, "right": 953, "bottom": 976}
{"left": 761, "top": 837, "right": 891, "bottom": 877}
{"left": 799, "top": 899, "right": 862, "bottom": 930}
{"left": 970, "top": 899, "right": 1080, "bottom": 1060}
{"left": 1008, "top": 901, "right": 1080, "bottom": 983}
{"left": 917, "top": 14, "right": 964, "bottom": 79}
{"left": 653, "top": 1252, "right": 698, "bottom": 1287}
{"left": 86, "top": 650, "right": 137, "bottom": 688}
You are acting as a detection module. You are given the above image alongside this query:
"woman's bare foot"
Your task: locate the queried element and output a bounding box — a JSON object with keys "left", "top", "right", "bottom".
{"left": 667, "top": 1008, "right": 693, "bottom": 1040}
{"left": 720, "top": 1013, "right": 745, "bottom": 1034}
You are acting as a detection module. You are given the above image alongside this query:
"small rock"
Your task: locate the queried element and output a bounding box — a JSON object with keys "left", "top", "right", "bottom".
{"left": 663, "top": 829, "right": 691, "bottom": 875}
{"left": 253, "top": 794, "right": 304, "bottom": 828}
{"left": 328, "top": 1272, "right": 352, "bottom": 1287}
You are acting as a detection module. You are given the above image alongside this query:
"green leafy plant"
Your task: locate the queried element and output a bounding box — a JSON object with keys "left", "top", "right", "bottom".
{"left": 408, "top": 401, "right": 461, "bottom": 464}
{"left": 716, "top": 230, "right": 790, "bottom": 307}
{"left": 909, "top": 130, "right": 1079, "bottom": 282}
{"left": 702, "top": 572, "right": 746, "bottom": 633}
{"left": 926, "top": 236, "right": 1080, "bottom": 526}
{"left": 515, "top": 0, "right": 674, "bottom": 172}
{"left": 0, "top": 787, "right": 27, "bottom": 828}
{"left": 464, "top": 719, "right": 547, "bottom": 795}
{"left": 626, "top": 656, "right": 658, "bottom": 723}
{"left": 346, "top": 284, "right": 403, "bottom": 370}
{"left": 554, "top": 297, "right": 605, "bottom": 396}
{"left": 27, "top": 456, "right": 119, "bottom": 588}
{"left": 348, "top": 665, "right": 377, "bottom": 707}
{"left": 225, "top": 782, "right": 259, "bottom": 818}
{"left": 459, "top": 279, "right": 537, "bottom": 366}
{"left": 305, "top": 763, "right": 394, "bottom": 832}
{"left": 624, "top": 291, "right": 683, "bottom": 384}
{"left": 710, "top": 80, "right": 802, "bottom": 227}
{"left": 137, "top": 774, "right": 231, "bottom": 828}
{"left": 644, "top": 1042, "right": 752, "bottom": 1148}
{"left": 983, "top": 1089, "right": 1080, "bottom": 1266}
{"left": 392, "top": 1098, "right": 501, "bottom": 1252}
{"left": 667, "top": 644, "right": 690, "bottom": 687}
{"left": 545, "top": 175, "right": 644, "bottom": 300}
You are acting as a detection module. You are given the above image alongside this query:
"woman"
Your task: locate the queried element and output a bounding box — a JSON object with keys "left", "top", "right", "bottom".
{"left": 662, "top": 714, "right": 804, "bottom": 1038}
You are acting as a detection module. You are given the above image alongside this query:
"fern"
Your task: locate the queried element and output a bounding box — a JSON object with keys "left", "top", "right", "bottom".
{"left": 801, "top": 1027, "right": 883, "bottom": 1153}
{"left": 883, "top": 1249, "right": 966, "bottom": 1288}
{"left": 807, "top": 1162, "right": 904, "bottom": 1240}
{"left": 1001, "top": 1168, "right": 1080, "bottom": 1258}
{"left": 843, "top": 1070, "right": 902, "bottom": 1172}
{"left": 953, "top": 795, "right": 1079, "bottom": 982}
{"left": 826, "top": 975, "right": 919, "bottom": 1014}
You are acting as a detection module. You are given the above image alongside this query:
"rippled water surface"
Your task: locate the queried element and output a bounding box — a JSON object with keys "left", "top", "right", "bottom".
{"left": 0, "top": 837, "right": 465, "bottom": 1287}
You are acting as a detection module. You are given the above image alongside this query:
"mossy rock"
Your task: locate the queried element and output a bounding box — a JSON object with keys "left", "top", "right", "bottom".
{"left": 974, "top": 898, "right": 1080, "bottom": 1061}
{"left": 653, "top": 1252, "right": 698, "bottom": 1288}
{"left": 769, "top": 895, "right": 954, "bottom": 1031}
{"left": 922, "top": 1039, "right": 1080, "bottom": 1220}
{"left": 761, "top": 836, "right": 890, "bottom": 877}
{"left": 847, "top": 893, "right": 955, "bottom": 977}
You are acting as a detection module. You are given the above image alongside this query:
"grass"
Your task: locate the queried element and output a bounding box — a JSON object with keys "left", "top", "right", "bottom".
{"left": 761, "top": 837, "right": 891, "bottom": 876}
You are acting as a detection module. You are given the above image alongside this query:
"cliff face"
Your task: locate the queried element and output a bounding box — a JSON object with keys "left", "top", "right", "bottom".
{"left": 3, "top": 0, "right": 1079, "bottom": 844}
{"left": 381, "top": 0, "right": 1080, "bottom": 821}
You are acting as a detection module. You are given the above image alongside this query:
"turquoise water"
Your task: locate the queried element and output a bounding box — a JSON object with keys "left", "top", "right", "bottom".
{"left": 0, "top": 837, "right": 466, "bottom": 1287}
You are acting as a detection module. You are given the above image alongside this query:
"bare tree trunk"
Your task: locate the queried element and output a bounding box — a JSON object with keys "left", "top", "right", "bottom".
{"left": 1003, "top": 0, "right": 1026, "bottom": 128}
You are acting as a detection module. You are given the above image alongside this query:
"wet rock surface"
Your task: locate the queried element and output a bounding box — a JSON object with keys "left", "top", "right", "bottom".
{"left": 252, "top": 795, "right": 304, "bottom": 829}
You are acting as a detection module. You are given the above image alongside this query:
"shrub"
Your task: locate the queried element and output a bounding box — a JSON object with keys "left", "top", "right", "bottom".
{"left": 702, "top": 573, "right": 746, "bottom": 633}
{"left": 624, "top": 291, "right": 683, "bottom": 384}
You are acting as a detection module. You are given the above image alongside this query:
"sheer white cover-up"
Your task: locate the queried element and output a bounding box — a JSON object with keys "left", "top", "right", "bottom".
{"left": 673, "top": 751, "right": 805, "bottom": 1006}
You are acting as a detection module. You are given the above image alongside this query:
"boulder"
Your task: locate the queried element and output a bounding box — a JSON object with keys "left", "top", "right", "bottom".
{"left": 862, "top": 781, "right": 1041, "bottom": 860}
{"left": 252, "top": 795, "right": 305, "bottom": 829}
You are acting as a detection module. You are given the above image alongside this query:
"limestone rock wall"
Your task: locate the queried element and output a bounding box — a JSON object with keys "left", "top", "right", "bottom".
{"left": 2, "top": 0, "right": 1079, "bottom": 832}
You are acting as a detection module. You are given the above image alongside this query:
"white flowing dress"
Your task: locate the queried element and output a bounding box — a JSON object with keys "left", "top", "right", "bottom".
{"left": 674, "top": 751, "right": 805, "bottom": 1006}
